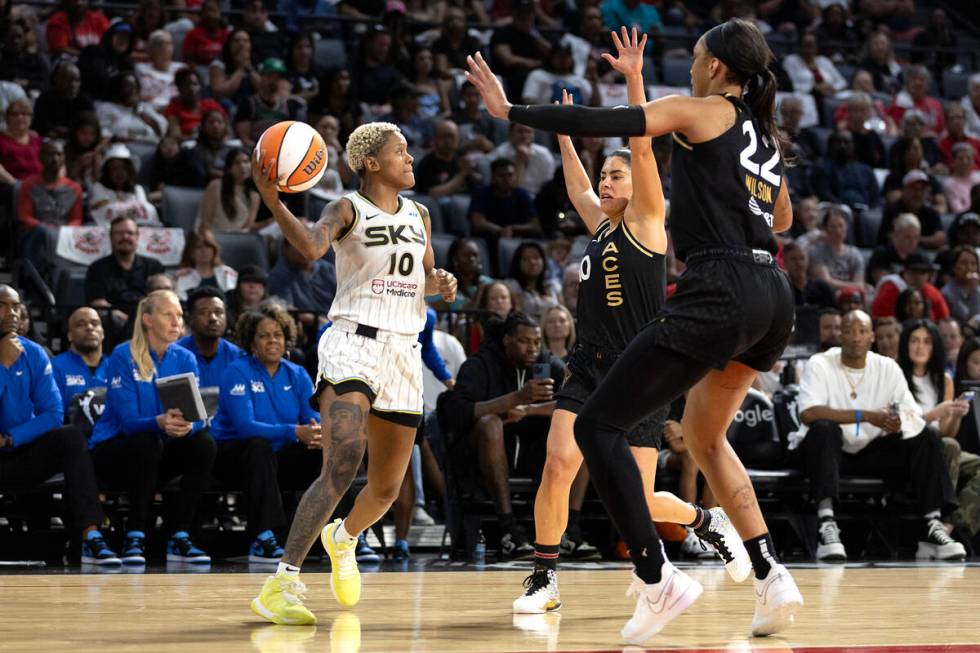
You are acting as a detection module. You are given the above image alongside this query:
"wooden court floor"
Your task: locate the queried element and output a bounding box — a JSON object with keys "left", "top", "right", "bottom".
{"left": 1, "top": 565, "right": 978, "bottom": 653}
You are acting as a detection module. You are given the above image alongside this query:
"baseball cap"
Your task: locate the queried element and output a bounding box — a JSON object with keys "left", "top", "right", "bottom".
{"left": 238, "top": 265, "right": 268, "bottom": 285}
{"left": 903, "top": 252, "right": 939, "bottom": 272}
{"left": 902, "top": 169, "right": 929, "bottom": 186}
{"left": 259, "top": 57, "right": 288, "bottom": 75}
{"left": 959, "top": 212, "right": 980, "bottom": 228}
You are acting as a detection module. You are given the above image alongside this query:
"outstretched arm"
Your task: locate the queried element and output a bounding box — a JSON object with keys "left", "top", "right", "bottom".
{"left": 252, "top": 153, "right": 352, "bottom": 260}
{"left": 555, "top": 90, "right": 605, "bottom": 234}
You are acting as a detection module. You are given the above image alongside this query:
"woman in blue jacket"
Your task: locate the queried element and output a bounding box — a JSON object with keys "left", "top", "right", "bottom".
{"left": 211, "top": 305, "right": 320, "bottom": 563}
{"left": 91, "top": 290, "right": 217, "bottom": 565}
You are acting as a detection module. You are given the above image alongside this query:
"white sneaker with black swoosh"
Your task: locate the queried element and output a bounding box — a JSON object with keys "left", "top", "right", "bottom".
{"left": 751, "top": 563, "right": 803, "bottom": 636}
{"left": 620, "top": 562, "right": 703, "bottom": 645}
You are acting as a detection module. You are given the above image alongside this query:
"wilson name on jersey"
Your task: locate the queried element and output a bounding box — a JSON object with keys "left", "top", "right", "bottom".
{"left": 328, "top": 191, "right": 428, "bottom": 335}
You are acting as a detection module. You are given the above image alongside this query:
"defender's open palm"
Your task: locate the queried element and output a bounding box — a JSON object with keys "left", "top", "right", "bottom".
{"left": 602, "top": 26, "right": 647, "bottom": 78}
{"left": 465, "top": 52, "right": 511, "bottom": 120}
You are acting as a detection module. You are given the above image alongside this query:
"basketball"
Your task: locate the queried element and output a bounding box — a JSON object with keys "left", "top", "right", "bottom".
{"left": 254, "top": 120, "right": 328, "bottom": 193}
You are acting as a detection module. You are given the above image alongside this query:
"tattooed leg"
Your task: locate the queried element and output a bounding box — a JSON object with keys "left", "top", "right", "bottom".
{"left": 281, "top": 390, "right": 370, "bottom": 566}
{"left": 343, "top": 414, "right": 417, "bottom": 536}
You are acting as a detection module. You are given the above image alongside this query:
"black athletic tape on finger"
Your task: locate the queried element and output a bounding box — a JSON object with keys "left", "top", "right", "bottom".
{"left": 509, "top": 104, "right": 646, "bottom": 138}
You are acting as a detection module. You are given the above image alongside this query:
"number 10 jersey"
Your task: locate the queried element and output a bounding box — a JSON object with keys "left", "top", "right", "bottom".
{"left": 328, "top": 191, "right": 428, "bottom": 335}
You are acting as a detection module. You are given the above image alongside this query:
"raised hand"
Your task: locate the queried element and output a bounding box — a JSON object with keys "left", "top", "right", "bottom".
{"left": 251, "top": 150, "right": 281, "bottom": 207}
{"left": 464, "top": 52, "right": 512, "bottom": 120}
{"left": 557, "top": 88, "right": 574, "bottom": 141}
{"left": 601, "top": 26, "right": 648, "bottom": 79}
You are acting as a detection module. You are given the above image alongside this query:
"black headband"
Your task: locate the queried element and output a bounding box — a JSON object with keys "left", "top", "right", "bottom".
{"left": 703, "top": 24, "right": 736, "bottom": 71}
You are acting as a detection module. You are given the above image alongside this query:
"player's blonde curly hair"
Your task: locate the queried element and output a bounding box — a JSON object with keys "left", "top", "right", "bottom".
{"left": 345, "top": 122, "right": 401, "bottom": 174}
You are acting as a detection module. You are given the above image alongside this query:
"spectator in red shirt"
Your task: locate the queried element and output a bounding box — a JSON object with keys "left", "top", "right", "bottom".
{"left": 17, "top": 140, "right": 84, "bottom": 269}
{"left": 46, "top": 0, "right": 110, "bottom": 58}
{"left": 887, "top": 65, "right": 946, "bottom": 138}
{"left": 871, "top": 252, "right": 951, "bottom": 322}
{"left": 182, "top": 0, "right": 228, "bottom": 66}
{"left": 0, "top": 99, "right": 41, "bottom": 184}
{"left": 939, "top": 102, "right": 980, "bottom": 170}
{"left": 164, "top": 67, "right": 225, "bottom": 139}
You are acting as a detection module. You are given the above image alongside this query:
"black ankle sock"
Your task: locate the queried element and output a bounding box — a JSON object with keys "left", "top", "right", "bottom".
{"left": 689, "top": 506, "right": 711, "bottom": 532}
{"left": 533, "top": 543, "right": 559, "bottom": 571}
{"left": 499, "top": 512, "right": 516, "bottom": 531}
{"left": 629, "top": 537, "right": 666, "bottom": 584}
{"left": 820, "top": 515, "right": 835, "bottom": 523}
{"left": 744, "top": 532, "right": 779, "bottom": 580}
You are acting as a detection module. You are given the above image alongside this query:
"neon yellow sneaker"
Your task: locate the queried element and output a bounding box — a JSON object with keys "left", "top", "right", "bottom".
{"left": 251, "top": 574, "right": 317, "bottom": 625}
{"left": 321, "top": 519, "right": 361, "bottom": 607}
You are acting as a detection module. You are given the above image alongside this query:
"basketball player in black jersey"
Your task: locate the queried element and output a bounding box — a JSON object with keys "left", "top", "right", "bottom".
{"left": 512, "top": 28, "right": 749, "bottom": 617}
{"left": 467, "top": 18, "right": 803, "bottom": 643}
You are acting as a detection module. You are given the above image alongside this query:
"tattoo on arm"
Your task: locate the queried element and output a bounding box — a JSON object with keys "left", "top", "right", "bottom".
{"left": 310, "top": 201, "right": 353, "bottom": 258}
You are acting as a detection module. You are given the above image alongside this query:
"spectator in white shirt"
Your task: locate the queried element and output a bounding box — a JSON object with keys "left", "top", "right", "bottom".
{"left": 521, "top": 43, "right": 594, "bottom": 106}
{"left": 88, "top": 143, "right": 159, "bottom": 226}
{"left": 490, "top": 122, "right": 556, "bottom": 197}
{"left": 782, "top": 32, "right": 847, "bottom": 96}
{"left": 943, "top": 142, "right": 980, "bottom": 214}
{"left": 95, "top": 72, "right": 167, "bottom": 144}
{"left": 135, "top": 30, "right": 182, "bottom": 112}
{"left": 960, "top": 74, "right": 980, "bottom": 139}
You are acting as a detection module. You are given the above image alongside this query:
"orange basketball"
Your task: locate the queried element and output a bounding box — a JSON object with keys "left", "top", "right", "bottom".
{"left": 255, "top": 121, "right": 328, "bottom": 193}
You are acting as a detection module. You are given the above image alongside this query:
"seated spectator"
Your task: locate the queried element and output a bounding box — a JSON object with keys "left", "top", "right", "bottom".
{"left": 791, "top": 309, "right": 964, "bottom": 562}
{"left": 600, "top": 0, "right": 661, "bottom": 46}
{"left": 0, "top": 21, "right": 50, "bottom": 94}
{"left": 165, "top": 69, "right": 226, "bottom": 141}
{"left": 407, "top": 46, "right": 450, "bottom": 119}
{"left": 351, "top": 28, "right": 405, "bottom": 108}
{"left": 17, "top": 140, "right": 83, "bottom": 268}
{"left": 128, "top": 0, "right": 167, "bottom": 61}
{"left": 522, "top": 42, "right": 594, "bottom": 106}
{"left": 887, "top": 65, "right": 945, "bottom": 139}
{"left": 857, "top": 32, "right": 902, "bottom": 95}
{"left": 430, "top": 237, "right": 492, "bottom": 311}
{"left": 431, "top": 5, "right": 482, "bottom": 75}
{"left": 268, "top": 239, "right": 337, "bottom": 313}
{"left": 871, "top": 252, "right": 950, "bottom": 321}
{"left": 234, "top": 58, "right": 306, "bottom": 148}
{"left": 90, "top": 290, "right": 216, "bottom": 565}
{"left": 910, "top": 8, "right": 957, "bottom": 76}
{"left": 867, "top": 212, "right": 922, "bottom": 284}
{"left": 895, "top": 287, "right": 930, "bottom": 322}
{"left": 242, "top": 0, "right": 282, "bottom": 64}
{"left": 64, "top": 111, "right": 105, "bottom": 188}
{"left": 788, "top": 195, "right": 821, "bottom": 247}
{"left": 96, "top": 72, "right": 168, "bottom": 144}
{"left": 31, "top": 62, "right": 95, "bottom": 140}
{"left": 147, "top": 273, "right": 173, "bottom": 293}
{"left": 438, "top": 312, "right": 564, "bottom": 558}
{"left": 460, "top": 280, "right": 522, "bottom": 353}
{"left": 285, "top": 32, "right": 318, "bottom": 106}
{"left": 890, "top": 111, "right": 944, "bottom": 173}
{"left": 962, "top": 74, "right": 980, "bottom": 139}
{"left": 0, "top": 285, "right": 120, "bottom": 566}
{"left": 174, "top": 230, "right": 238, "bottom": 301}
{"left": 491, "top": 123, "right": 556, "bottom": 198}
{"left": 415, "top": 120, "right": 479, "bottom": 199}
{"left": 177, "top": 287, "right": 242, "bottom": 388}
{"left": 810, "top": 130, "right": 880, "bottom": 209}
{"left": 782, "top": 241, "right": 836, "bottom": 308}
{"left": 489, "top": 0, "right": 551, "bottom": 102}
{"left": 468, "top": 158, "right": 542, "bottom": 239}
{"left": 505, "top": 242, "right": 560, "bottom": 320}
{"left": 211, "top": 306, "right": 320, "bottom": 563}
{"left": 807, "top": 205, "right": 869, "bottom": 294}
{"left": 89, "top": 144, "right": 159, "bottom": 226}
{"left": 943, "top": 144, "right": 980, "bottom": 215}
{"left": 85, "top": 217, "right": 165, "bottom": 324}
{"left": 778, "top": 96, "right": 820, "bottom": 167}
{"left": 45, "top": 0, "right": 110, "bottom": 58}
{"left": 310, "top": 114, "right": 349, "bottom": 195}
{"left": 879, "top": 171, "right": 945, "bottom": 250}
{"left": 0, "top": 99, "right": 40, "bottom": 184}
{"left": 882, "top": 137, "right": 947, "bottom": 211}
{"left": 228, "top": 265, "right": 268, "bottom": 325}
{"left": 452, "top": 81, "right": 500, "bottom": 155}
{"left": 939, "top": 318, "right": 964, "bottom": 376}
{"left": 182, "top": 0, "right": 228, "bottom": 66}
{"left": 197, "top": 149, "right": 261, "bottom": 232}
{"left": 941, "top": 246, "right": 980, "bottom": 325}
{"left": 818, "top": 308, "right": 842, "bottom": 351}
{"left": 208, "top": 29, "right": 258, "bottom": 109}
{"left": 541, "top": 304, "right": 575, "bottom": 361}
{"left": 939, "top": 103, "right": 980, "bottom": 171}
{"left": 560, "top": 262, "right": 579, "bottom": 315}
{"left": 78, "top": 21, "right": 135, "bottom": 101}
{"left": 840, "top": 92, "right": 887, "bottom": 169}
{"left": 834, "top": 70, "right": 897, "bottom": 136}
{"left": 873, "top": 316, "right": 900, "bottom": 359}
{"left": 782, "top": 32, "right": 847, "bottom": 98}
{"left": 178, "top": 109, "right": 233, "bottom": 186}
{"left": 380, "top": 82, "right": 435, "bottom": 150}
{"left": 51, "top": 306, "right": 109, "bottom": 414}
{"left": 141, "top": 136, "right": 183, "bottom": 203}
{"left": 278, "top": 0, "right": 338, "bottom": 35}
{"left": 135, "top": 30, "right": 182, "bottom": 113}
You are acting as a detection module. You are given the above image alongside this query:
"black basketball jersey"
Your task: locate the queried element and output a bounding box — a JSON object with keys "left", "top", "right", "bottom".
{"left": 575, "top": 217, "right": 666, "bottom": 352}
{"left": 669, "top": 94, "right": 782, "bottom": 261}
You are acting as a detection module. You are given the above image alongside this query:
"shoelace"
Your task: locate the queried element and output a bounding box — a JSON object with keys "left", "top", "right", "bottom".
{"left": 820, "top": 520, "right": 842, "bottom": 544}
{"left": 124, "top": 537, "right": 144, "bottom": 552}
{"left": 521, "top": 570, "right": 551, "bottom": 595}
{"left": 697, "top": 526, "right": 731, "bottom": 562}
{"left": 259, "top": 535, "right": 282, "bottom": 555}
{"left": 276, "top": 577, "right": 308, "bottom": 605}
{"left": 173, "top": 536, "right": 199, "bottom": 554}
{"left": 336, "top": 541, "right": 359, "bottom": 579}
{"left": 88, "top": 536, "right": 108, "bottom": 553}
{"left": 928, "top": 520, "right": 956, "bottom": 545}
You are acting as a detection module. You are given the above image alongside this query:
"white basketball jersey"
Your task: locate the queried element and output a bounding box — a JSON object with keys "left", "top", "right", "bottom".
{"left": 327, "top": 191, "right": 428, "bottom": 335}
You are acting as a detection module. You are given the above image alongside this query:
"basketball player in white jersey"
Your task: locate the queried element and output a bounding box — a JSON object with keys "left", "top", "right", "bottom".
{"left": 250, "top": 122, "right": 457, "bottom": 625}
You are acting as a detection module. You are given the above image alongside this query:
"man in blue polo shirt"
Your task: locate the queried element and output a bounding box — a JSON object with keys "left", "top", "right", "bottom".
{"left": 177, "top": 286, "right": 242, "bottom": 389}
{"left": 52, "top": 307, "right": 110, "bottom": 414}
{"left": 0, "top": 285, "right": 119, "bottom": 565}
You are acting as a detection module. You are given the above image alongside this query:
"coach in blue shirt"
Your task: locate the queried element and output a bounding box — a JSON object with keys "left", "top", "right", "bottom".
{"left": 91, "top": 289, "right": 216, "bottom": 566}
{"left": 212, "top": 304, "right": 320, "bottom": 563}
{"left": 177, "top": 286, "right": 243, "bottom": 388}
{"left": 0, "top": 286, "right": 120, "bottom": 565}
{"left": 52, "top": 307, "right": 110, "bottom": 414}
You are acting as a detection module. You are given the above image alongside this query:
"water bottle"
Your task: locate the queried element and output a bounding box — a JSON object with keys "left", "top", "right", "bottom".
{"left": 472, "top": 530, "right": 486, "bottom": 565}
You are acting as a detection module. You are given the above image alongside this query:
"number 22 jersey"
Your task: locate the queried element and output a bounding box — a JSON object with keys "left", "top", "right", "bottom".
{"left": 327, "top": 191, "right": 428, "bottom": 335}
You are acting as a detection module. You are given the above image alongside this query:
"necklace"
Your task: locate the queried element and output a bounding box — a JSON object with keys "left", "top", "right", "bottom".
{"left": 840, "top": 359, "right": 867, "bottom": 399}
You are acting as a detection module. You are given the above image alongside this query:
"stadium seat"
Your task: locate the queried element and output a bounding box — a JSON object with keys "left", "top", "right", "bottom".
{"left": 431, "top": 232, "right": 455, "bottom": 269}
{"left": 161, "top": 186, "right": 205, "bottom": 233}
{"left": 943, "top": 69, "right": 971, "bottom": 100}
{"left": 447, "top": 194, "right": 472, "bottom": 236}
{"left": 857, "top": 207, "right": 882, "bottom": 248}
{"left": 52, "top": 265, "right": 88, "bottom": 308}
{"left": 314, "top": 38, "right": 347, "bottom": 73}
{"left": 411, "top": 194, "right": 445, "bottom": 233}
{"left": 125, "top": 141, "right": 158, "bottom": 173}
{"left": 661, "top": 56, "right": 691, "bottom": 87}
{"left": 496, "top": 237, "right": 549, "bottom": 276}
{"left": 213, "top": 231, "right": 269, "bottom": 271}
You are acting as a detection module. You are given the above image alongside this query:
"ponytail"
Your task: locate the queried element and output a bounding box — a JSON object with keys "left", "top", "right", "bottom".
{"left": 744, "top": 68, "right": 791, "bottom": 161}
{"left": 129, "top": 289, "right": 180, "bottom": 381}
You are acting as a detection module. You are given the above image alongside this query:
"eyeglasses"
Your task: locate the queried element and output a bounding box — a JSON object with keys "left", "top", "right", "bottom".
{"left": 8, "top": 111, "right": 32, "bottom": 117}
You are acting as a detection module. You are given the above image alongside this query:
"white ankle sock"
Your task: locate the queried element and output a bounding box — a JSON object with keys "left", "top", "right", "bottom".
{"left": 334, "top": 520, "right": 356, "bottom": 544}
{"left": 276, "top": 562, "right": 300, "bottom": 577}
{"left": 924, "top": 510, "right": 941, "bottom": 521}
{"left": 817, "top": 498, "right": 834, "bottom": 520}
